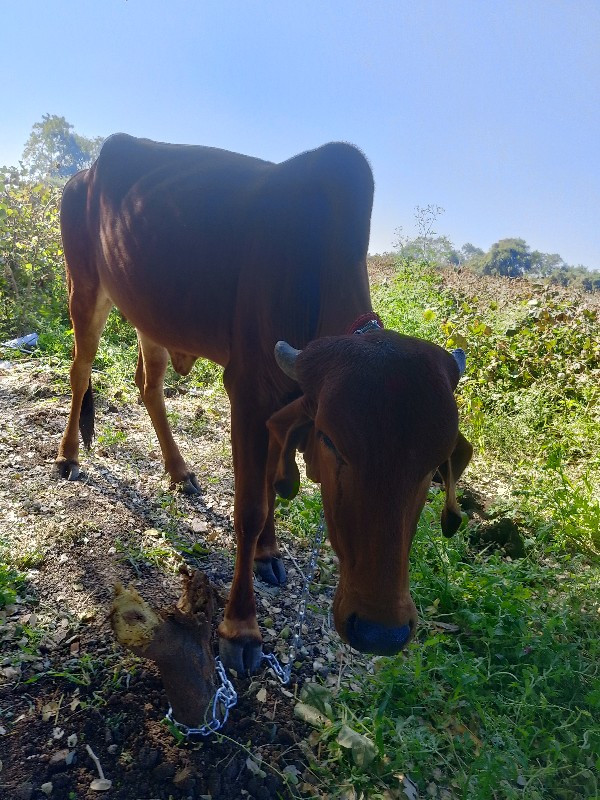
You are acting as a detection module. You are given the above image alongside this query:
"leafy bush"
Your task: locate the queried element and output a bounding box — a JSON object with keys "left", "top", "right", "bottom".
{"left": 0, "top": 546, "right": 25, "bottom": 608}
{"left": 0, "top": 179, "right": 65, "bottom": 340}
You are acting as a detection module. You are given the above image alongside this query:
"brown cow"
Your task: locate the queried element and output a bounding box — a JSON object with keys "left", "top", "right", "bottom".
{"left": 55, "top": 134, "right": 472, "bottom": 673}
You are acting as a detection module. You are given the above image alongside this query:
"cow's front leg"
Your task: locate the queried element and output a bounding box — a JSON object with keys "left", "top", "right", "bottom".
{"left": 218, "top": 384, "right": 272, "bottom": 674}
{"left": 218, "top": 505, "right": 265, "bottom": 674}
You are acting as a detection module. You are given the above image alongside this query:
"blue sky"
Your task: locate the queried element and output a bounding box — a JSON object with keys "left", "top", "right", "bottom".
{"left": 2, "top": 0, "right": 599, "bottom": 268}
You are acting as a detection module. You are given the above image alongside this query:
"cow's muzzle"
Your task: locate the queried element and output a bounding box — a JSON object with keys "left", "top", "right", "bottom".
{"left": 346, "top": 614, "right": 413, "bottom": 656}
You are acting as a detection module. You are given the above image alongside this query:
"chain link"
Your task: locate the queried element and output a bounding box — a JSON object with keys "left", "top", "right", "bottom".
{"left": 166, "top": 511, "right": 326, "bottom": 737}
{"left": 263, "top": 510, "right": 326, "bottom": 684}
{"left": 165, "top": 656, "right": 238, "bottom": 738}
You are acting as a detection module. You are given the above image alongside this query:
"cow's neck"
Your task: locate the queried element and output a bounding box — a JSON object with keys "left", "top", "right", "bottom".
{"left": 315, "top": 260, "right": 373, "bottom": 339}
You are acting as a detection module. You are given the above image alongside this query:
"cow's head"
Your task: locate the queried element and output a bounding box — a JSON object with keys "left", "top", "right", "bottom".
{"left": 267, "top": 330, "right": 472, "bottom": 656}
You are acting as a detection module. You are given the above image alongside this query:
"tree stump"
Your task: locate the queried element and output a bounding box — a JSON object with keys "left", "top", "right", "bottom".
{"left": 110, "top": 566, "right": 217, "bottom": 727}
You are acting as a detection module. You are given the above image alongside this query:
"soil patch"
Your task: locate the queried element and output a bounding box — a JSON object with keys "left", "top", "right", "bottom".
{"left": 0, "top": 360, "right": 370, "bottom": 800}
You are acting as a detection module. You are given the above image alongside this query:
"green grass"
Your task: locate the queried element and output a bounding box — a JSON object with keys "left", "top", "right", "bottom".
{"left": 292, "top": 492, "right": 600, "bottom": 800}
{"left": 0, "top": 561, "right": 24, "bottom": 608}
{"left": 283, "top": 261, "right": 600, "bottom": 798}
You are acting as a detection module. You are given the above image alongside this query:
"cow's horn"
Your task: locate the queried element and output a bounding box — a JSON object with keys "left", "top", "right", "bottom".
{"left": 274, "top": 341, "right": 301, "bottom": 381}
{"left": 452, "top": 348, "right": 466, "bottom": 377}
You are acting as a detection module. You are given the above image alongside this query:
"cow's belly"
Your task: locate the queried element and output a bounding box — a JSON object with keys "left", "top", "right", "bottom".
{"left": 96, "top": 206, "right": 240, "bottom": 367}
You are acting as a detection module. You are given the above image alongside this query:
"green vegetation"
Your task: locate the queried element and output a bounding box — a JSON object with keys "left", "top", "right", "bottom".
{"left": 20, "top": 113, "right": 103, "bottom": 184}
{"left": 395, "top": 206, "right": 600, "bottom": 291}
{"left": 291, "top": 489, "right": 599, "bottom": 799}
{"left": 0, "top": 557, "right": 24, "bottom": 609}
{"left": 288, "top": 262, "right": 599, "bottom": 799}
{"left": 373, "top": 262, "right": 600, "bottom": 557}
{"left": 0, "top": 179, "right": 64, "bottom": 339}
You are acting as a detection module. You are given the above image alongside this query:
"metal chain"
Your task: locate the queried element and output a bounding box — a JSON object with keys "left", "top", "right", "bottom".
{"left": 262, "top": 510, "right": 326, "bottom": 684}
{"left": 165, "top": 511, "right": 326, "bottom": 738}
{"left": 165, "top": 656, "right": 237, "bottom": 738}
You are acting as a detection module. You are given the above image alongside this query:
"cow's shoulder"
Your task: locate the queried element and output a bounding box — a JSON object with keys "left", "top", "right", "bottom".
{"left": 280, "top": 141, "right": 373, "bottom": 190}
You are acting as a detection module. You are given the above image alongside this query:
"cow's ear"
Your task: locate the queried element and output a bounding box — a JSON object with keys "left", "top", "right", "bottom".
{"left": 437, "top": 431, "right": 473, "bottom": 537}
{"left": 267, "top": 397, "right": 314, "bottom": 500}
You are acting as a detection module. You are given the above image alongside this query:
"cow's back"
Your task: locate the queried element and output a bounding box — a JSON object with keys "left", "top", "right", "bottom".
{"left": 72, "top": 135, "right": 373, "bottom": 368}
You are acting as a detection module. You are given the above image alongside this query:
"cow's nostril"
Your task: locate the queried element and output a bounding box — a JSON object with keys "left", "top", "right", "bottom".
{"left": 346, "top": 614, "right": 412, "bottom": 656}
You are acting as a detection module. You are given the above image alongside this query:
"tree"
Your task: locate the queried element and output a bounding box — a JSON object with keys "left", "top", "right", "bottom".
{"left": 460, "top": 242, "right": 484, "bottom": 262}
{"left": 530, "top": 250, "right": 567, "bottom": 277}
{"left": 476, "top": 238, "right": 533, "bottom": 278}
{"left": 21, "top": 114, "right": 104, "bottom": 184}
{"left": 395, "top": 234, "right": 460, "bottom": 265}
{"left": 0, "top": 178, "right": 65, "bottom": 337}
{"left": 393, "top": 205, "right": 461, "bottom": 266}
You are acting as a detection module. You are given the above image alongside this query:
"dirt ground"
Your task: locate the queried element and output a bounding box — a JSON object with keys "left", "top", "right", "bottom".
{"left": 0, "top": 357, "right": 374, "bottom": 800}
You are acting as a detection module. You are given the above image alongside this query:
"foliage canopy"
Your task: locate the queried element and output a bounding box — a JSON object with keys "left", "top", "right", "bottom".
{"left": 21, "top": 113, "right": 104, "bottom": 184}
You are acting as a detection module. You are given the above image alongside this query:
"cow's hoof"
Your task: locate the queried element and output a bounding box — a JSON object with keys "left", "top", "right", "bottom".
{"left": 219, "top": 636, "right": 263, "bottom": 675}
{"left": 54, "top": 458, "right": 81, "bottom": 481}
{"left": 254, "top": 556, "right": 287, "bottom": 586}
{"left": 174, "top": 473, "right": 201, "bottom": 495}
{"left": 441, "top": 507, "right": 464, "bottom": 537}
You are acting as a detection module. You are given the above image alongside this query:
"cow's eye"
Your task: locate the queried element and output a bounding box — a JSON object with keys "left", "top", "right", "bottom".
{"left": 318, "top": 431, "right": 344, "bottom": 463}
{"left": 320, "top": 432, "right": 336, "bottom": 451}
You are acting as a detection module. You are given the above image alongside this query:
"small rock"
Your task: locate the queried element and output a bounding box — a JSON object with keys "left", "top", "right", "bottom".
{"left": 207, "top": 772, "right": 222, "bottom": 796}
{"left": 40, "top": 782, "right": 53, "bottom": 796}
{"left": 174, "top": 765, "right": 196, "bottom": 791}
{"left": 15, "top": 783, "right": 34, "bottom": 800}
{"left": 152, "top": 761, "right": 177, "bottom": 781}
{"left": 137, "top": 747, "right": 160, "bottom": 769}
{"left": 48, "top": 749, "right": 71, "bottom": 774}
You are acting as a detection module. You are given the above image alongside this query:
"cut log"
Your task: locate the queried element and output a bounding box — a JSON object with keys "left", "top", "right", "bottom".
{"left": 110, "top": 566, "right": 217, "bottom": 727}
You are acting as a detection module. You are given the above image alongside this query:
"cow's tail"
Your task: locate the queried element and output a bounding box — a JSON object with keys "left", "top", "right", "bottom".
{"left": 79, "top": 378, "right": 95, "bottom": 450}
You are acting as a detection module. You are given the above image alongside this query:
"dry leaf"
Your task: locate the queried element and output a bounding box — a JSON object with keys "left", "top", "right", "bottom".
{"left": 337, "top": 724, "right": 377, "bottom": 768}
{"left": 293, "top": 702, "right": 329, "bottom": 728}
{"left": 41, "top": 701, "right": 60, "bottom": 722}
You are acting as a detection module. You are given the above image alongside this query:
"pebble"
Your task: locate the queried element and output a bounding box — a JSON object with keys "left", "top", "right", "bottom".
{"left": 152, "top": 761, "right": 177, "bottom": 781}
{"left": 207, "top": 771, "right": 222, "bottom": 796}
{"left": 15, "top": 783, "right": 33, "bottom": 800}
{"left": 174, "top": 765, "right": 196, "bottom": 791}
{"left": 47, "top": 748, "right": 73, "bottom": 774}
{"left": 137, "top": 746, "right": 160, "bottom": 769}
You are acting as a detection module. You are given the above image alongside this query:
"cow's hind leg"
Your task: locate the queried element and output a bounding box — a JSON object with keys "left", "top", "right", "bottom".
{"left": 55, "top": 288, "right": 112, "bottom": 480}
{"left": 136, "top": 332, "right": 200, "bottom": 494}
{"left": 253, "top": 491, "right": 287, "bottom": 586}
